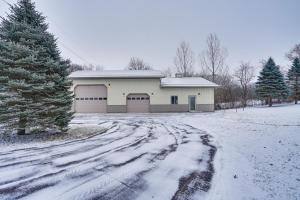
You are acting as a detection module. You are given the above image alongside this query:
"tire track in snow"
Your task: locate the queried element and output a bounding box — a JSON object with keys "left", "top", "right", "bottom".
{"left": 0, "top": 121, "right": 155, "bottom": 199}
{"left": 0, "top": 118, "right": 217, "bottom": 200}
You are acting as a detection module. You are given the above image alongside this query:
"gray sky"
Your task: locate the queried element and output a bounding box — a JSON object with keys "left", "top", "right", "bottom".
{"left": 1, "top": 0, "right": 299, "bottom": 73}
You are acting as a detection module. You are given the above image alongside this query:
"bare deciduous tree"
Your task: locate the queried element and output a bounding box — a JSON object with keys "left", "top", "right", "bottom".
{"left": 68, "top": 63, "right": 103, "bottom": 72}
{"left": 68, "top": 63, "right": 84, "bottom": 73}
{"left": 127, "top": 57, "right": 151, "bottom": 70}
{"left": 234, "top": 62, "right": 255, "bottom": 108}
{"left": 162, "top": 67, "right": 173, "bottom": 77}
{"left": 214, "top": 66, "right": 236, "bottom": 108}
{"left": 199, "top": 65, "right": 240, "bottom": 109}
{"left": 286, "top": 44, "right": 300, "bottom": 61}
{"left": 200, "top": 33, "right": 227, "bottom": 82}
{"left": 86, "top": 64, "right": 104, "bottom": 71}
{"left": 174, "top": 41, "right": 194, "bottom": 77}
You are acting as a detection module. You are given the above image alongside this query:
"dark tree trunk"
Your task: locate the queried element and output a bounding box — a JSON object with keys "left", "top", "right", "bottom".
{"left": 268, "top": 96, "right": 273, "bottom": 107}
{"left": 17, "top": 114, "right": 27, "bottom": 135}
{"left": 296, "top": 77, "right": 298, "bottom": 104}
{"left": 17, "top": 128, "right": 26, "bottom": 135}
{"left": 242, "top": 95, "right": 247, "bottom": 108}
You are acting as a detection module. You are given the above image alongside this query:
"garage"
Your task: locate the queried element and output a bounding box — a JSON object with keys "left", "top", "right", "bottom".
{"left": 127, "top": 94, "right": 150, "bottom": 113}
{"left": 74, "top": 85, "right": 107, "bottom": 113}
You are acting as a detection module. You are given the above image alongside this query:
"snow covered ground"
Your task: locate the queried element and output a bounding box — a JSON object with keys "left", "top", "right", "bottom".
{"left": 0, "top": 115, "right": 216, "bottom": 200}
{"left": 181, "top": 104, "right": 300, "bottom": 200}
{"left": 0, "top": 104, "right": 299, "bottom": 200}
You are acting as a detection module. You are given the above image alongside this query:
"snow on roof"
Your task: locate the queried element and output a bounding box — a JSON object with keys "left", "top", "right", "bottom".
{"left": 69, "top": 70, "right": 165, "bottom": 79}
{"left": 69, "top": 70, "right": 218, "bottom": 87}
{"left": 161, "top": 77, "right": 219, "bottom": 87}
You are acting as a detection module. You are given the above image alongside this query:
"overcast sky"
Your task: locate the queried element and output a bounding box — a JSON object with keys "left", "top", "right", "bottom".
{"left": 1, "top": 0, "right": 300, "bottom": 73}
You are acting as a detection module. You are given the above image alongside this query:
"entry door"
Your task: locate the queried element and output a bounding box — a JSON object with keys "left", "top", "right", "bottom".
{"left": 188, "top": 96, "right": 196, "bottom": 112}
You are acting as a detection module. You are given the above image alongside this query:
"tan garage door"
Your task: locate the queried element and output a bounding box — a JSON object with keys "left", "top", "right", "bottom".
{"left": 74, "top": 85, "right": 107, "bottom": 113}
{"left": 127, "top": 94, "right": 150, "bottom": 113}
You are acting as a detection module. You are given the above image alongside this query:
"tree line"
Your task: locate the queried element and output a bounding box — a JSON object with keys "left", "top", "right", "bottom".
{"left": 124, "top": 34, "right": 300, "bottom": 108}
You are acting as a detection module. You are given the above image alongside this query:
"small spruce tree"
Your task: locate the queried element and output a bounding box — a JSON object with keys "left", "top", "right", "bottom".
{"left": 0, "top": 0, "right": 73, "bottom": 133}
{"left": 256, "top": 58, "right": 288, "bottom": 107}
{"left": 287, "top": 58, "right": 300, "bottom": 104}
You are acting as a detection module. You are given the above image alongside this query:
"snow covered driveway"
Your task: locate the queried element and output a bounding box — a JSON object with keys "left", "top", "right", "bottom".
{"left": 0, "top": 116, "right": 216, "bottom": 200}
{"left": 1, "top": 105, "right": 299, "bottom": 200}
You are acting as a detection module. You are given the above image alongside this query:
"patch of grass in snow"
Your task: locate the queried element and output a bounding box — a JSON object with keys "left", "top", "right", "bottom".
{"left": 0, "top": 126, "right": 106, "bottom": 145}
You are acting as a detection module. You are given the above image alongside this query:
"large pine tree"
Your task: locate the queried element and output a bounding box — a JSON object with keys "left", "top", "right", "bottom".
{"left": 256, "top": 58, "right": 288, "bottom": 107}
{"left": 0, "top": 0, "right": 73, "bottom": 134}
{"left": 287, "top": 58, "right": 300, "bottom": 104}
{"left": 0, "top": 40, "right": 39, "bottom": 132}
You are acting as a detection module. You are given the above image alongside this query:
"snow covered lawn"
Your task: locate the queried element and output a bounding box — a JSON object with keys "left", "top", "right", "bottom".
{"left": 181, "top": 104, "right": 300, "bottom": 200}
{"left": 0, "top": 104, "right": 299, "bottom": 200}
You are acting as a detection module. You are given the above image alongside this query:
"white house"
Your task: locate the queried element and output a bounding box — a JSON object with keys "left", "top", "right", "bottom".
{"left": 69, "top": 70, "right": 218, "bottom": 113}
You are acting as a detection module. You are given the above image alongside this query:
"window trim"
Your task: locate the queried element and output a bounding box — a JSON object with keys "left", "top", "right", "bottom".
{"left": 171, "top": 96, "right": 178, "bottom": 104}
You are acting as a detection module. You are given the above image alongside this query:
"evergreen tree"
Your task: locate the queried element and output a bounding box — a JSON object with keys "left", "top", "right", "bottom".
{"left": 0, "top": 0, "right": 73, "bottom": 133}
{"left": 0, "top": 40, "right": 40, "bottom": 133}
{"left": 256, "top": 58, "right": 288, "bottom": 107}
{"left": 287, "top": 58, "right": 300, "bottom": 104}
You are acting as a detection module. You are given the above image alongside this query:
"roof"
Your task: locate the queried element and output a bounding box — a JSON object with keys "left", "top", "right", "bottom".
{"left": 161, "top": 77, "right": 219, "bottom": 87}
{"left": 69, "top": 70, "right": 165, "bottom": 79}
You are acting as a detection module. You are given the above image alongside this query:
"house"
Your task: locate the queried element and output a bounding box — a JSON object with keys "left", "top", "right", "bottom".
{"left": 69, "top": 70, "right": 218, "bottom": 113}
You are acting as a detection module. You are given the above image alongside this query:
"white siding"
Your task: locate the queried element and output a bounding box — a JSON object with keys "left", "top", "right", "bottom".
{"left": 70, "top": 78, "right": 214, "bottom": 106}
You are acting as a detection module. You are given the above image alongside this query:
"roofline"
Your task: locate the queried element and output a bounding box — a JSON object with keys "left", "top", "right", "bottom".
{"left": 69, "top": 76, "right": 164, "bottom": 79}
{"left": 160, "top": 85, "right": 219, "bottom": 88}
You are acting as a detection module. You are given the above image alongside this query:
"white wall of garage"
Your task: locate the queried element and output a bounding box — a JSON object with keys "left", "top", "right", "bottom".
{"left": 70, "top": 78, "right": 214, "bottom": 106}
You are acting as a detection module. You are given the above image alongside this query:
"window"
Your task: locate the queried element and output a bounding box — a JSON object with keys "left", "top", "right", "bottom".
{"left": 85, "top": 98, "right": 89, "bottom": 100}
{"left": 146, "top": 97, "right": 150, "bottom": 100}
{"left": 141, "top": 97, "right": 145, "bottom": 100}
{"left": 94, "top": 98, "right": 99, "bottom": 100}
{"left": 75, "top": 98, "right": 79, "bottom": 100}
{"left": 103, "top": 97, "right": 107, "bottom": 100}
{"left": 80, "top": 98, "right": 84, "bottom": 100}
{"left": 137, "top": 97, "right": 141, "bottom": 100}
{"left": 89, "top": 98, "right": 93, "bottom": 100}
{"left": 132, "top": 97, "right": 136, "bottom": 100}
{"left": 127, "top": 97, "right": 131, "bottom": 100}
{"left": 171, "top": 96, "right": 178, "bottom": 104}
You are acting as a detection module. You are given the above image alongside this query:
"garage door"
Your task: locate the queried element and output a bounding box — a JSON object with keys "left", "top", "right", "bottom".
{"left": 127, "top": 94, "right": 150, "bottom": 113}
{"left": 74, "top": 85, "right": 107, "bottom": 113}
